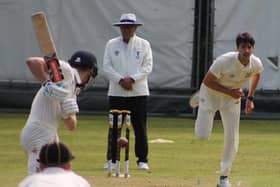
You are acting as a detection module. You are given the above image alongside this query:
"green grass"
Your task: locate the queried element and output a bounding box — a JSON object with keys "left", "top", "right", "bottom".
{"left": 0, "top": 113, "right": 279, "bottom": 187}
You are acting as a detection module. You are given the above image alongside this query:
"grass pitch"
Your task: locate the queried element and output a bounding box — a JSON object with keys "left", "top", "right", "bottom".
{"left": 0, "top": 113, "right": 279, "bottom": 187}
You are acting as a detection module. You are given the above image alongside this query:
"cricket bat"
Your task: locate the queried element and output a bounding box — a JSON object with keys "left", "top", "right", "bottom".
{"left": 31, "top": 12, "right": 64, "bottom": 84}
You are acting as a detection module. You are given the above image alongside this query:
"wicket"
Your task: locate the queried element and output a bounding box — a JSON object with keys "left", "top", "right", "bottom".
{"left": 107, "top": 109, "right": 131, "bottom": 178}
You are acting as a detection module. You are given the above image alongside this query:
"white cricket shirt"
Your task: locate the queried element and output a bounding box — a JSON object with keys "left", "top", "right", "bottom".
{"left": 209, "top": 51, "right": 263, "bottom": 89}
{"left": 199, "top": 51, "right": 264, "bottom": 110}
{"left": 103, "top": 34, "right": 153, "bottom": 97}
{"left": 25, "top": 60, "right": 78, "bottom": 130}
{"left": 18, "top": 167, "right": 91, "bottom": 187}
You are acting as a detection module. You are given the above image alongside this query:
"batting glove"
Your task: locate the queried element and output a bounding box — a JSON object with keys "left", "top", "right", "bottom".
{"left": 61, "top": 98, "right": 79, "bottom": 118}
{"left": 43, "top": 80, "right": 69, "bottom": 102}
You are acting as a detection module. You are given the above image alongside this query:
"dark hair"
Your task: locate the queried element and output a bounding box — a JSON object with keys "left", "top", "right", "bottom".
{"left": 236, "top": 32, "right": 255, "bottom": 48}
{"left": 37, "top": 142, "right": 74, "bottom": 166}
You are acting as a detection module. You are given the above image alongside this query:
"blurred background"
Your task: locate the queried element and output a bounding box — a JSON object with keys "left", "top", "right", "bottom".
{"left": 1, "top": 0, "right": 279, "bottom": 118}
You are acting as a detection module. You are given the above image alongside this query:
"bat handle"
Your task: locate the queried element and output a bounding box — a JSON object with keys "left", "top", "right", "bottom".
{"left": 44, "top": 55, "right": 64, "bottom": 86}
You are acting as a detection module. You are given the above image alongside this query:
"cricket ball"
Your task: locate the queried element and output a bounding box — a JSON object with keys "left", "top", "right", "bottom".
{"left": 117, "top": 137, "right": 128, "bottom": 148}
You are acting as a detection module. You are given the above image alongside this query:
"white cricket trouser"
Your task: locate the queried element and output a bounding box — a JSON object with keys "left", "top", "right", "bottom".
{"left": 20, "top": 122, "right": 59, "bottom": 175}
{"left": 195, "top": 94, "right": 240, "bottom": 176}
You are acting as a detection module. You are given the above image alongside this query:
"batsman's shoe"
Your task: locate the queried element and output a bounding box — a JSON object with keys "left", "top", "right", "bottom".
{"left": 137, "top": 162, "right": 149, "bottom": 170}
{"left": 103, "top": 160, "right": 116, "bottom": 170}
{"left": 217, "top": 177, "right": 231, "bottom": 187}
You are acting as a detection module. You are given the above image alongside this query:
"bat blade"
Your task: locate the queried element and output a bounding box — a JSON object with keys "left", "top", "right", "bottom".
{"left": 31, "top": 12, "right": 56, "bottom": 57}
{"left": 31, "top": 12, "right": 63, "bottom": 83}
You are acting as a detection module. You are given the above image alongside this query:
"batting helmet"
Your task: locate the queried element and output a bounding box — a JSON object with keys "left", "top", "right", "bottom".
{"left": 68, "top": 50, "right": 98, "bottom": 78}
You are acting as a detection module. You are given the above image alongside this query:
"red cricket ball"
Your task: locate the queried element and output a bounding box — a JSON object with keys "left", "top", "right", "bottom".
{"left": 117, "top": 137, "right": 128, "bottom": 148}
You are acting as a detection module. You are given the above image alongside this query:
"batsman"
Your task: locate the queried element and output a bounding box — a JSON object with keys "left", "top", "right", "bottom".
{"left": 20, "top": 51, "right": 98, "bottom": 174}
{"left": 194, "top": 32, "right": 263, "bottom": 187}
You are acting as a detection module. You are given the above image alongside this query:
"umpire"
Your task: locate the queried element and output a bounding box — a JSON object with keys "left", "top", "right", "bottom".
{"left": 103, "top": 13, "right": 153, "bottom": 170}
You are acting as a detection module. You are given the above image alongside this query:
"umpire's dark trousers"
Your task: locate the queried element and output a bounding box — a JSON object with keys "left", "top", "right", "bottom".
{"left": 107, "top": 96, "right": 148, "bottom": 163}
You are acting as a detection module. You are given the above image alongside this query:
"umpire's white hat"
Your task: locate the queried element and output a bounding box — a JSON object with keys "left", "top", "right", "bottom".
{"left": 113, "top": 13, "right": 143, "bottom": 26}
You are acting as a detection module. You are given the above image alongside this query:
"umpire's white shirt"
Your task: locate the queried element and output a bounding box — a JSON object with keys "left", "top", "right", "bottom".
{"left": 20, "top": 60, "right": 79, "bottom": 153}
{"left": 200, "top": 51, "right": 264, "bottom": 110}
{"left": 103, "top": 34, "right": 153, "bottom": 97}
{"left": 18, "top": 167, "right": 91, "bottom": 187}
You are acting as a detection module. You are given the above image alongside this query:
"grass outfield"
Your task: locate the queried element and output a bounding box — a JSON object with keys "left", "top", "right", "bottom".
{"left": 0, "top": 112, "right": 279, "bottom": 187}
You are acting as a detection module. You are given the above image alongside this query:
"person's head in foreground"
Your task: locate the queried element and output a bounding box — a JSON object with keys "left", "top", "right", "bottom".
{"left": 37, "top": 142, "right": 74, "bottom": 171}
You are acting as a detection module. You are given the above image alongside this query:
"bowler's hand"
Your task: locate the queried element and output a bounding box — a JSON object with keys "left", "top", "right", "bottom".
{"left": 244, "top": 99, "right": 254, "bottom": 114}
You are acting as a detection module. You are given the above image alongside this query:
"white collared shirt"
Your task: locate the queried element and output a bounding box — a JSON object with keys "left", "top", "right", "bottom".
{"left": 18, "top": 167, "right": 91, "bottom": 187}
{"left": 209, "top": 51, "right": 263, "bottom": 89}
{"left": 199, "top": 51, "right": 264, "bottom": 110}
{"left": 25, "top": 61, "right": 78, "bottom": 129}
{"left": 103, "top": 34, "right": 153, "bottom": 97}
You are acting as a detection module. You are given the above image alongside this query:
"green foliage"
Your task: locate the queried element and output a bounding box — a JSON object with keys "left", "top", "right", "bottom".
{"left": 0, "top": 113, "right": 279, "bottom": 187}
